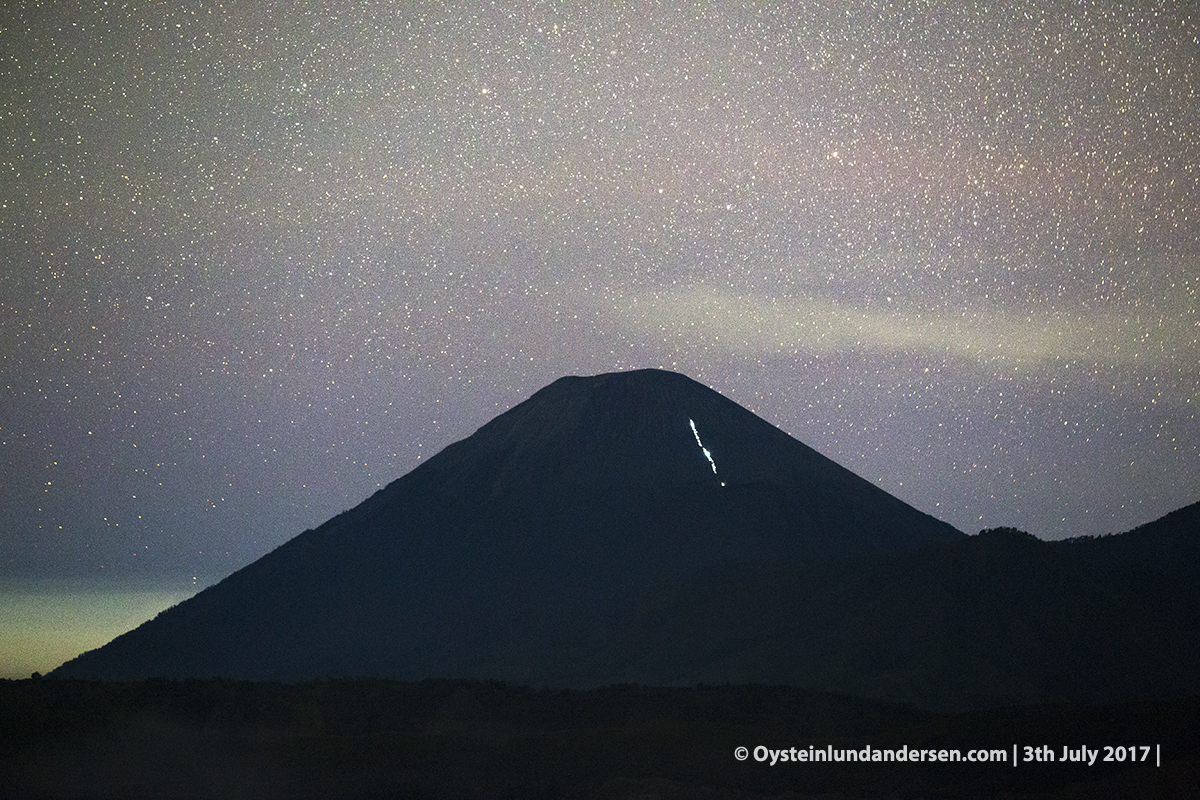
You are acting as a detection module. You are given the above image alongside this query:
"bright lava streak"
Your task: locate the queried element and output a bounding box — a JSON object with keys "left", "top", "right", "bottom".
{"left": 689, "top": 419, "right": 724, "bottom": 486}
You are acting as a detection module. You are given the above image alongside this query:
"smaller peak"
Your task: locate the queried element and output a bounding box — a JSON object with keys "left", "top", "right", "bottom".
{"left": 976, "top": 526, "right": 1039, "bottom": 542}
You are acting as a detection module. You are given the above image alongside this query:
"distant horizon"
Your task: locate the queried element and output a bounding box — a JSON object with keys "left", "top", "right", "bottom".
{"left": 7, "top": 492, "right": 1193, "bottom": 681}
{"left": 0, "top": 575, "right": 208, "bottom": 680}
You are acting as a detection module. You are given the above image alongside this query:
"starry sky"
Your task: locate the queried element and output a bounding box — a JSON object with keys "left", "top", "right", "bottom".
{"left": 1, "top": 2, "right": 1198, "bottom": 674}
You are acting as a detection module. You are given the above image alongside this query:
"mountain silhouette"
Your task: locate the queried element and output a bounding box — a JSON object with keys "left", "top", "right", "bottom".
{"left": 52, "top": 370, "right": 1200, "bottom": 710}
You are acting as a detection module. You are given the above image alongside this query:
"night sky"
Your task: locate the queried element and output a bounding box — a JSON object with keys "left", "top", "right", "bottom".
{"left": 2, "top": 3, "right": 1198, "bottom": 675}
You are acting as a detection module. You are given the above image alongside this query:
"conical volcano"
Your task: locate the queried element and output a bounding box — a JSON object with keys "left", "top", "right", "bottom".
{"left": 54, "top": 369, "right": 962, "bottom": 685}
{"left": 425, "top": 369, "right": 886, "bottom": 494}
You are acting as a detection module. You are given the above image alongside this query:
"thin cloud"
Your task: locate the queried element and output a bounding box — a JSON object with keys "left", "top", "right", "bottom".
{"left": 612, "top": 286, "right": 1191, "bottom": 368}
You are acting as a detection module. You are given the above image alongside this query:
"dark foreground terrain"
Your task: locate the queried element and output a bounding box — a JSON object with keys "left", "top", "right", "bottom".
{"left": 3, "top": 678, "right": 1197, "bottom": 799}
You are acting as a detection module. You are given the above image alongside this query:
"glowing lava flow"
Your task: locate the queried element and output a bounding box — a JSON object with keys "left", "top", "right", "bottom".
{"left": 689, "top": 419, "right": 725, "bottom": 486}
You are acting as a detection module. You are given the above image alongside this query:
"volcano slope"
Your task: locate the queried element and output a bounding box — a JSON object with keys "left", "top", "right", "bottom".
{"left": 53, "top": 370, "right": 1200, "bottom": 711}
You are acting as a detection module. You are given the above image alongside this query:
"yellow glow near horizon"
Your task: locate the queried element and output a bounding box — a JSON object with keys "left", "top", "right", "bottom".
{"left": 0, "top": 585, "right": 196, "bottom": 679}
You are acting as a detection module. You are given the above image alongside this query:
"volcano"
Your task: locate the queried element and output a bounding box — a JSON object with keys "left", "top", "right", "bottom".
{"left": 53, "top": 370, "right": 957, "bottom": 681}
{"left": 52, "top": 370, "right": 1200, "bottom": 710}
